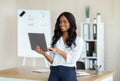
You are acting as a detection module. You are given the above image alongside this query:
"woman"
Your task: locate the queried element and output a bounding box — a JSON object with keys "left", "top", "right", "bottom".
{"left": 35, "top": 12, "right": 83, "bottom": 81}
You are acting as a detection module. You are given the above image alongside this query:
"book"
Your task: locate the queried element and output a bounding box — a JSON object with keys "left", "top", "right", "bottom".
{"left": 32, "top": 68, "right": 50, "bottom": 73}
{"left": 76, "top": 72, "right": 90, "bottom": 77}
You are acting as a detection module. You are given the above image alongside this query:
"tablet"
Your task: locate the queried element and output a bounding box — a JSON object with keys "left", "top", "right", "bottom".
{"left": 28, "top": 33, "right": 48, "bottom": 51}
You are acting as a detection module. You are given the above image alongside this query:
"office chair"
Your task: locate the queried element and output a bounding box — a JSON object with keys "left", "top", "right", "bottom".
{"left": 76, "top": 61, "right": 85, "bottom": 69}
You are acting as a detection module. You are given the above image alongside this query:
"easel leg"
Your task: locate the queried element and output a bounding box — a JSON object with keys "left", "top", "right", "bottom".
{"left": 22, "top": 57, "right": 26, "bottom": 66}
{"left": 33, "top": 58, "right": 36, "bottom": 67}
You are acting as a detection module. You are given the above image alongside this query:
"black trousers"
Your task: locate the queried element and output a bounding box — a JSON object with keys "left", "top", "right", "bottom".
{"left": 48, "top": 66, "right": 77, "bottom": 81}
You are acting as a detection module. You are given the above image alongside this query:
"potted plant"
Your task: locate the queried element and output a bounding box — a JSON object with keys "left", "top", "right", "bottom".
{"left": 85, "top": 6, "right": 90, "bottom": 22}
{"left": 96, "top": 12, "right": 101, "bottom": 23}
{"left": 92, "top": 50, "right": 97, "bottom": 57}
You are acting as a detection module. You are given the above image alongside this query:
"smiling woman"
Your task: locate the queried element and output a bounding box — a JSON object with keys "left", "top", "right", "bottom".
{"left": 0, "top": 0, "right": 119, "bottom": 81}
{"left": 35, "top": 12, "right": 84, "bottom": 81}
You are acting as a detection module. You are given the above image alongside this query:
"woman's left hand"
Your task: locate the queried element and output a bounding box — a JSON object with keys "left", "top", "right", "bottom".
{"left": 48, "top": 47, "right": 67, "bottom": 59}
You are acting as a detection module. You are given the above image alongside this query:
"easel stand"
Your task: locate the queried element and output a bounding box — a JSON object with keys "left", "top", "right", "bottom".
{"left": 22, "top": 57, "right": 49, "bottom": 68}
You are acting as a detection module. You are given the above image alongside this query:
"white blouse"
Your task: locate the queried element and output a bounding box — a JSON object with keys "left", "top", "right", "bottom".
{"left": 49, "top": 36, "right": 84, "bottom": 67}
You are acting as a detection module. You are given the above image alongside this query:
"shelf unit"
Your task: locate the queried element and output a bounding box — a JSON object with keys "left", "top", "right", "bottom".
{"left": 80, "top": 22, "right": 104, "bottom": 71}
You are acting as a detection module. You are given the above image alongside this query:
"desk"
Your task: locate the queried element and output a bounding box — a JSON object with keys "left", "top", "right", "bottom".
{"left": 0, "top": 66, "right": 114, "bottom": 81}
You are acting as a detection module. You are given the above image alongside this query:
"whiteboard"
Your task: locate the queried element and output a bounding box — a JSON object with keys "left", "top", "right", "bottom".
{"left": 18, "top": 10, "right": 51, "bottom": 58}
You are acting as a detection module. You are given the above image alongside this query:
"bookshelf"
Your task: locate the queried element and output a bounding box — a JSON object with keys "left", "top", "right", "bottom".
{"left": 80, "top": 22, "right": 104, "bottom": 71}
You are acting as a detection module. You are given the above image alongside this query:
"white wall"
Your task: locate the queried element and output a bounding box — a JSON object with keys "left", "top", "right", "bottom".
{"left": 0, "top": 0, "right": 17, "bottom": 70}
{"left": 0, "top": 0, "right": 120, "bottom": 81}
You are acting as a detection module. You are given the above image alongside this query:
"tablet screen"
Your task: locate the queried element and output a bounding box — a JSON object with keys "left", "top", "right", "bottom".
{"left": 28, "top": 33, "right": 48, "bottom": 51}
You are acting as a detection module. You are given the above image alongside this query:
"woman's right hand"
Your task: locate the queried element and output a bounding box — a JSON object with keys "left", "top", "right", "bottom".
{"left": 35, "top": 45, "right": 45, "bottom": 55}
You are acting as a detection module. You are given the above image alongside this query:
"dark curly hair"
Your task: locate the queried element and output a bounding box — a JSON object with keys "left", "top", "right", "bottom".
{"left": 51, "top": 12, "right": 77, "bottom": 48}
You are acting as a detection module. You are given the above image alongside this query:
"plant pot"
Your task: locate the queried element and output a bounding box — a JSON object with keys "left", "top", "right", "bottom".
{"left": 97, "top": 15, "right": 101, "bottom": 23}
{"left": 86, "top": 18, "right": 90, "bottom": 22}
{"left": 93, "top": 53, "right": 97, "bottom": 57}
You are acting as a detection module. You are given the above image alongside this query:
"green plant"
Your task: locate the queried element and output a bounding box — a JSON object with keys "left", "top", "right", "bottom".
{"left": 85, "top": 6, "right": 90, "bottom": 18}
{"left": 97, "top": 12, "right": 101, "bottom": 15}
{"left": 93, "top": 50, "right": 96, "bottom": 53}
{"left": 93, "top": 50, "right": 97, "bottom": 57}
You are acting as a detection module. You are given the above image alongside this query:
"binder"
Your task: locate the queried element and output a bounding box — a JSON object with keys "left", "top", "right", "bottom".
{"left": 93, "top": 24, "right": 97, "bottom": 40}
{"left": 90, "top": 23, "right": 93, "bottom": 39}
{"left": 86, "top": 42, "right": 95, "bottom": 57}
{"left": 86, "top": 42, "right": 91, "bottom": 56}
{"left": 89, "top": 59, "right": 97, "bottom": 70}
{"left": 83, "top": 23, "right": 90, "bottom": 40}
